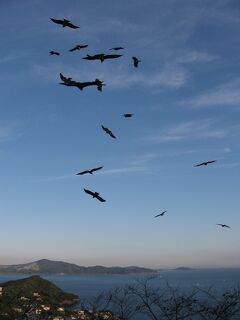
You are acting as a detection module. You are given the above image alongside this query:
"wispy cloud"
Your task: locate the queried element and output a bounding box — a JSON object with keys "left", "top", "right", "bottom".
{"left": 98, "top": 166, "right": 148, "bottom": 175}
{"left": 144, "top": 119, "right": 229, "bottom": 143}
{"left": 33, "top": 166, "right": 149, "bottom": 183}
{"left": 0, "top": 122, "right": 22, "bottom": 143}
{"left": 177, "top": 51, "right": 218, "bottom": 64}
{"left": 182, "top": 78, "right": 240, "bottom": 108}
{"left": 32, "top": 61, "right": 189, "bottom": 90}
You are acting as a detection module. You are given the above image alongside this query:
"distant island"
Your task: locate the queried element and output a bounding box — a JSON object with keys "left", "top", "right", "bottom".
{"left": 174, "top": 267, "right": 193, "bottom": 271}
{"left": 0, "top": 259, "right": 157, "bottom": 275}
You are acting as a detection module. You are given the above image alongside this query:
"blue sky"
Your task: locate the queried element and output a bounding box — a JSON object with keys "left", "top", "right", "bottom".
{"left": 0, "top": 0, "right": 240, "bottom": 268}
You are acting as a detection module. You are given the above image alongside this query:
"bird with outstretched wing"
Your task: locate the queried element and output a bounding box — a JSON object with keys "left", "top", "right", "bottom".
{"left": 155, "top": 211, "right": 167, "bottom": 218}
{"left": 69, "top": 44, "right": 88, "bottom": 52}
{"left": 101, "top": 125, "right": 116, "bottom": 139}
{"left": 84, "top": 188, "right": 106, "bottom": 202}
{"left": 77, "top": 166, "right": 103, "bottom": 175}
{"left": 109, "top": 47, "right": 124, "bottom": 51}
{"left": 217, "top": 224, "right": 231, "bottom": 228}
{"left": 50, "top": 18, "right": 79, "bottom": 29}
{"left": 194, "top": 160, "right": 217, "bottom": 167}
{"left": 132, "top": 56, "right": 141, "bottom": 68}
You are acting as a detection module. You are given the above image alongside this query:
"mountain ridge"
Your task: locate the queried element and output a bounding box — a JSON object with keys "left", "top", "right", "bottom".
{"left": 0, "top": 259, "right": 157, "bottom": 275}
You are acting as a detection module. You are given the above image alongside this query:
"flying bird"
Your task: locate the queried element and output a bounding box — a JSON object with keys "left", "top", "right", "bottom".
{"left": 77, "top": 166, "right": 104, "bottom": 175}
{"left": 59, "top": 73, "right": 105, "bottom": 92}
{"left": 109, "top": 47, "right": 124, "bottom": 51}
{"left": 122, "top": 113, "right": 134, "bottom": 118}
{"left": 194, "top": 160, "right": 217, "bottom": 167}
{"left": 83, "top": 53, "right": 122, "bottom": 62}
{"left": 132, "top": 56, "right": 141, "bottom": 68}
{"left": 155, "top": 211, "right": 167, "bottom": 218}
{"left": 50, "top": 18, "right": 79, "bottom": 29}
{"left": 217, "top": 224, "right": 231, "bottom": 228}
{"left": 69, "top": 44, "right": 88, "bottom": 52}
{"left": 84, "top": 188, "right": 106, "bottom": 202}
{"left": 82, "top": 54, "right": 105, "bottom": 62}
{"left": 101, "top": 125, "right": 116, "bottom": 139}
{"left": 49, "top": 51, "right": 60, "bottom": 56}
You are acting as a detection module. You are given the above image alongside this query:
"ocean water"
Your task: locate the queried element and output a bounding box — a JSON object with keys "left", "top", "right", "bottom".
{"left": 0, "top": 269, "right": 240, "bottom": 318}
{"left": 0, "top": 268, "right": 240, "bottom": 298}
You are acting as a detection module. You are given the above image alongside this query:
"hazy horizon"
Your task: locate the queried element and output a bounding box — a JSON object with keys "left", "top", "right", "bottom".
{"left": 0, "top": 0, "right": 239, "bottom": 269}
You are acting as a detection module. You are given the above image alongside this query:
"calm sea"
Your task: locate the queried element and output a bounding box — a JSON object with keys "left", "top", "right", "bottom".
{"left": 0, "top": 269, "right": 240, "bottom": 298}
{"left": 0, "top": 269, "right": 240, "bottom": 318}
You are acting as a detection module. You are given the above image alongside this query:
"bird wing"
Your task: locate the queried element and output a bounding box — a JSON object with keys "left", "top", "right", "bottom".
{"left": 110, "top": 47, "right": 124, "bottom": 50}
{"left": 91, "top": 166, "right": 104, "bottom": 173}
{"left": 66, "top": 21, "right": 80, "bottom": 29}
{"left": 50, "top": 18, "right": 63, "bottom": 25}
{"left": 84, "top": 188, "right": 94, "bottom": 196}
{"left": 101, "top": 125, "right": 107, "bottom": 132}
{"left": 155, "top": 214, "right": 161, "bottom": 218}
{"left": 60, "top": 73, "right": 67, "bottom": 82}
{"left": 109, "top": 131, "right": 116, "bottom": 138}
{"left": 194, "top": 162, "right": 204, "bottom": 167}
{"left": 69, "top": 47, "right": 77, "bottom": 52}
{"left": 95, "top": 194, "right": 106, "bottom": 202}
{"left": 207, "top": 160, "right": 217, "bottom": 164}
{"left": 77, "top": 170, "right": 90, "bottom": 175}
{"left": 105, "top": 128, "right": 116, "bottom": 138}
{"left": 103, "top": 54, "right": 122, "bottom": 60}
{"left": 80, "top": 45, "right": 88, "bottom": 48}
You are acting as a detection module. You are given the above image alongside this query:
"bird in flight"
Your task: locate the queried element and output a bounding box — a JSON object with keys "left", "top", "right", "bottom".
{"left": 132, "top": 56, "right": 141, "bottom": 68}
{"left": 155, "top": 211, "right": 167, "bottom": 218}
{"left": 82, "top": 54, "right": 105, "bottom": 62}
{"left": 122, "top": 113, "right": 134, "bottom": 118}
{"left": 69, "top": 44, "right": 88, "bottom": 52}
{"left": 50, "top": 18, "right": 80, "bottom": 29}
{"left": 194, "top": 160, "right": 217, "bottom": 167}
{"left": 84, "top": 188, "right": 106, "bottom": 202}
{"left": 217, "top": 224, "right": 231, "bottom": 228}
{"left": 77, "top": 166, "right": 103, "bottom": 175}
{"left": 109, "top": 47, "right": 124, "bottom": 51}
{"left": 83, "top": 53, "right": 122, "bottom": 62}
{"left": 49, "top": 50, "right": 60, "bottom": 56}
{"left": 59, "top": 73, "right": 105, "bottom": 92}
{"left": 101, "top": 125, "right": 116, "bottom": 139}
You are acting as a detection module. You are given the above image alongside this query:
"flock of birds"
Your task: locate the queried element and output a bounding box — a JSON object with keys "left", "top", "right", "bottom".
{"left": 49, "top": 17, "right": 230, "bottom": 230}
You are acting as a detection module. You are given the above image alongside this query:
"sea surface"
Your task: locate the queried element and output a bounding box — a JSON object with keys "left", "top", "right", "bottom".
{"left": 0, "top": 269, "right": 240, "bottom": 318}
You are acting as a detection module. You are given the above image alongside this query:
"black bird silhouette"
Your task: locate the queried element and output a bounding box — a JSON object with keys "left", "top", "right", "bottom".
{"left": 101, "top": 125, "right": 116, "bottom": 139}
{"left": 69, "top": 44, "right": 88, "bottom": 52}
{"left": 83, "top": 54, "right": 105, "bottom": 62}
{"left": 77, "top": 166, "right": 104, "bottom": 175}
{"left": 84, "top": 188, "right": 106, "bottom": 202}
{"left": 132, "top": 56, "right": 141, "bottom": 68}
{"left": 50, "top": 18, "right": 79, "bottom": 29}
{"left": 102, "top": 54, "right": 122, "bottom": 61}
{"left": 217, "top": 224, "right": 231, "bottom": 228}
{"left": 59, "top": 73, "right": 105, "bottom": 92}
{"left": 49, "top": 51, "right": 60, "bottom": 56}
{"left": 155, "top": 211, "right": 167, "bottom": 218}
{"left": 122, "top": 113, "right": 134, "bottom": 118}
{"left": 109, "top": 47, "right": 124, "bottom": 51}
{"left": 83, "top": 53, "right": 122, "bottom": 62}
{"left": 194, "top": 160, "right": 217, "bottom": 167}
